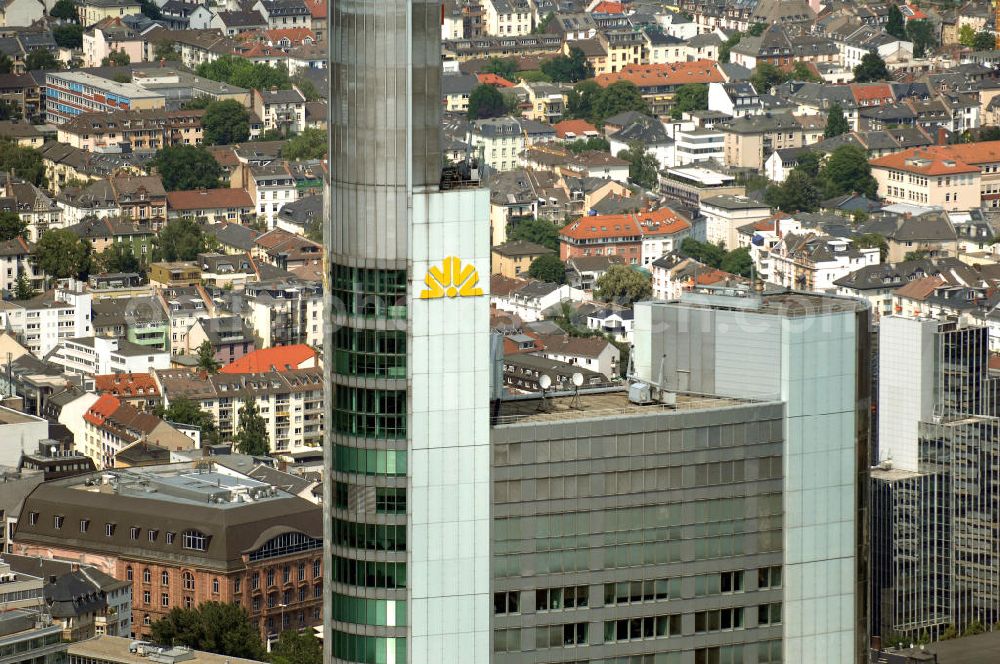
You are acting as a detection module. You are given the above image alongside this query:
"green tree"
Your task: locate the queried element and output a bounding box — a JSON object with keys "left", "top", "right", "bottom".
{"left": 0, "top": 211, "right": 26, "bottom": 242}
{"left": 566, "top": 80, "right": 600, "bottom": 120}
{"left": 959, "top": 24, "right": 977, "bottom": 47}
{"left": 853, "top": 233, "right": 888, "bottom": 261}
{"left": 482, "top": 57, "right": 518, "bottom": 82}
{"left": 25, "top": 49, "right": 58, "bottom": 71}
{"left": 907, "top": 20, "right": 936, "bottom": 58}
{"left": 236, "top": 399, "right": 270, "bottom": 456}
{"left": 720, "top": 247, "right": 752, "bottom": 277}
{"left": 52, "top": 24, "right": 83, "bottom": 48}
{"left": 150, "top": 602, "right": 264, "bottom": 660}
{"left": 101, "top": 50, "right": 130, "bottom": 67}
{"left": 963, "top": 620, "right": 985, "bottom": 637}
{"left": 824, "top": 102, "right": 850, "bottom": 138}
{"left": 50, "top": 0, "right": 77, "bottom": 20}
{"left": 680, "top": 238, "right": 725, "bottom": 266}
{"left": 13, "top": 273, "right": 32, "bottom": 300}
{"left": 795, "top": 151, "right": 822, "bottom": 178}
{"left": 565, "top": 136, "right": 610, "bottom": 153}
{"left": 939, "top": 625, "right": 958, "bottom": 641}
{"left": 594, "top": 265, "right": 651, "bottom": 305}
{"left": 765, "top": 169, "right": 820, "bottom": 213}
{"left": 196, "top": 56, "right": 290, "bottom": 90}
{"left": 527, "top": 254, "right": 566, "bottom": 283}
{"left": 154, "top": 397, "right": 219, "bottom": 445}
{"left": 617, "top": 141, "right": 659, "bottom": 189}
{"left": 903, "top": 249, "right": 930, "bottom": 261}
{"left": 853, "top": 52, "right": 890, "bottom": 83}
{"left": 507, "top": 219, "right": 561, "bottom": 251}
{"left": 138, "top": 0, "right": 161, "bottom": 19}
{"left": 468, "top": 84, "right": 507, "bottom": 119}
{"left": 35, "top": 229, "right": 89, "bottom": 281}
{"left": 153, "top": 41, "right": 180, "bottom": 62}
{"left": 0, "top": 54, "right": 11, "bottom": 75}
{"left": 590, "top": 80, "right": 648, "bottom": 124}
{"left": 152, "top": 145, "right": 221, "bottom": 191}
{"left": 292, "top": 74, "right": 321, "bottom": 100}
{"left": 973, "top": 32, "right": 995, "bottom": 50}
{"left": 790, "top": 61, "right": 820, "bottom": 82}
{"left": 96, "top": 242, "right": 141, "bottom": 274}
{"left": 718, "top": 31, "right": 742, "bottom": 64}
{"left": 153, "top": 218, "right": 215, "bottom": 261}
{"left": 750, "top": 63, "right": 785, "bottom": 94}
{"left": 284, "top": 127, "right": 327, "bottom": 160}
{"left": 820, "top": 144, "right": 877, "bottom": 198}
{"left": 182, "top": 96, "right": 212, "bottom": 110}
{"left": 533, "top": 11, "right": 555, "bottom": 33}
{"left": 670, "top": 83, "right": 708, "bottom": 120}
{"left": 0, "top": 141, "right": 43, "bottom": 186}
{"left": 540, "top": 47, "right": 589, "bottom": 83}
{"left": 196, "top": 340, "right": 221, "bottom": 373}
{"left": 747, "top": 22, "right": 766, "bottom": 36}
{"left": 886, "top": 5, "right": 906, "bottom": 39}
{"left": 270, "top": 630, "right": 322, "bottom": 664}
{"left": 202, "top": 100, "right": 250, "bottom": 145}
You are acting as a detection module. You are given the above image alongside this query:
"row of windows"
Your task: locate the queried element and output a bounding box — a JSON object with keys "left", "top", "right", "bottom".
{"left": 330, "top": 594, "right": 406, "bottom": 627}
{"left": 330, "top": 556, "right": 406, "bottom": 589}
{"left": 329, "top": 265, "right": 407, "bottom": 320}
{"left": 332, "top": 519, "right": 406, "bottom": 551}
{"left": 333, "top": 388, "right": 407, "bottom": 439}
{"left": 333, "top": 328, "right": 406, "bottom": 379}
{"left": 604, "top": 615, "right": 680, "bottom": 642}
{"left": 247, "top": 532, "right": 321, "bottom": 562}
{"left": 329, "top": 631, "right": 407, "bottom": 664}
{"left": 38, "top": 515, "right": 208, "bottom": 550}
{"left": 333, "top": 445, "right": 407, "bottom": 476}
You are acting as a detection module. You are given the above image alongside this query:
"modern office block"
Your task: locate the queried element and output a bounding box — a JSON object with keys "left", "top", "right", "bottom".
{"left": 324, "top": 0, "right": 492, "bottom": 662}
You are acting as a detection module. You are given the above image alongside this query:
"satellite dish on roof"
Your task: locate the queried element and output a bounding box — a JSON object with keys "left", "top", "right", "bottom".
{"left": 572, "top": 372, "right": 584, "bottom": 387}
{"left": 538, "top": 374, "right": 552, "bottom": 391}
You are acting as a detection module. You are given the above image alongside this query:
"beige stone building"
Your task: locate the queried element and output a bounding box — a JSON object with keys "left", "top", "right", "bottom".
{"left": 721, "top": 112, "right": 805, "bottom": 170}
{"left": 491, "top": 240, "right": 555, "bottom": 278}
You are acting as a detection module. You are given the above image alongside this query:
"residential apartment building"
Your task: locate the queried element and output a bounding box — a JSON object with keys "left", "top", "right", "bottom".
{"left": 594, "top": 60, "right": 725, "bottom": 116}
{"left": 165, "top": 188, "right": 255, "bottom": 223}
{"left": 241, "top": 279, "right": 323, "bottom": 349}
{"left": 871, "top": 148, "right": 985, "bottom": 211}
{"left": 721, "top": 113, "right": 805, "bottom": 171}
{"left": 251, "top": 87, "right": 306, "bottom": 136}
{"left": 230, "top": 162, "right": 298, "bottom": 227}
{"left": 470, "top": 117, "right": 528, "bottom": 173}
{"left": 559, "top": 208, "right": 692, "bottom": 264}
{"left": 491, "top": 240, "right": 554, "bottom": 278}
{"left": 47, "top": 337, "right": 170, "bottom": 379}
{"left": 44, "top": 72, "right": 164, "bottom": 125}
{"left": 13, "top": 463, "right": 323, "bottom": 639}
{"left": 0, "top": 237, "right": 41, "bottom": 293}
{"left": 56, "top": 109, "right": 205, "bottom": 151}
{"left": 0, "top": 288, "right": 93, "bottom": 357}
{"left": 483, "top": 0, "right": 531, "bottom": 36}
{"left": 768, "top": 233, "right": 881, "bottom": 293}
{"left": 155, "top": 368, "right": 323, "bottom": 454}
{"left": 77, "top": 394, "right": 193, "bottom": 469}
{"left": 76, "top": 0, "right": 141, "bottom": 26}
{"left": 253, "top": 0, "right": 311, "bottom": 29}
{"left": 0, "top": 610, "right": 65, "bottom": 664}
{"left": 701, "top": 195, "right": 772, "bottom": 250}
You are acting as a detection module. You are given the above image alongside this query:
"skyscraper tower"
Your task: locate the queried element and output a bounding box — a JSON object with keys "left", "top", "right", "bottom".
{"left": 323, "top": 0, "right": 492, "bottom": 662}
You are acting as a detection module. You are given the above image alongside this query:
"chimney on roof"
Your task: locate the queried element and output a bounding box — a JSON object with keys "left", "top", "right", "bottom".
{"left": 937, "top": 126, "right": 948, "bottom": 146}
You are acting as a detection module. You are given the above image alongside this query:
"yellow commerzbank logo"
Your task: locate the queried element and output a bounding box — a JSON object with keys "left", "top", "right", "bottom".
{"left": 420, "top": 256, "right": 484, "bottom": 299}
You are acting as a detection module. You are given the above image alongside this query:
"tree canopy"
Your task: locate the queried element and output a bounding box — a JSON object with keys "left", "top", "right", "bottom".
{"left": 765, "top": 168, "right": 821, "bottom": 213}
{"left": 196, "top": 340, "right": 221, "bottom": 373}
{"left": 152, "top": 146, "right": 222, "bottom": 191}
{"left": 720, "top": 246, "right": 752, "bottom": 278}
{"left": 154, "top": 397, "right": 219, "bottom": 445}
{"left": 670, "top": 84, "right": 708, "bottom": 120}
{"left": 202, "top": 100, "right": 250, "bottom": 145}
{"left": 617, "top": 141, "right": 660, "bottom": 190}
{"left": 270, "top": 630, "right": 322, "bottom": 664}
{"left": 150, "top": 602, "right": 265, "bottom": 660}
{"left": 750, "top": 63, "right": 785, "bottom": 94}
{"left": 718, "top": 31, "right": 742, "bottom": 63}
{"left": 540, "top": 47, "right": 589, "bottom": 83}
{"left": 824, "top": 102, "right": 850, "bottom": 138}
{"left": 153, "top": 218, "right": 216, "bottom": 262}
{"left": 0, "top": 211, "right": 27, "bottom": 242}
{"left": 0, "top": 142, "right": 45, "bottom": 187}
{"left": 101, "top": 50, "right": 130, "bottom": 67}
{"left": 196, "top": 56, "right": 290, "bottom": 90}
{"left": 907, "top": 20, "right": 936, "bottom": 58}
{"left": 284, "top": 127, "right": 327, "bottom": 160}
{"left": 14, "top": 274, "right": 32, "bottom": 300}
{"left": 467, "top": 84, "right": 507, "bottom": 120}
{"left": 527, "top": 254, "right": 566, "bottom": 283}
{"left": 821, "top": 144, "right": 877, "bottom": 198}
{"left": 679, "top": 238, "right": 752, "bottom": 276}
{"left": 482, "top": 57, "right": 518, "bottom": 82}
{"left": 973, "top": 32, "right": 995, "bottom": 50}
{"left": 506, "top": 219, "right": 561, "bottom": 251}
{"left": 236, "top": 399, "right": 270, "bottom": 456}
{"left": 25, "top": 49, "right": 59, "bottom": 71}
{"left": 96, "top": 242, "right": 141, "bottom": 274}
{"left": 595, "top": 265, "right": 652, "bottom": 305}
{"left": 50, "top": 0, "right": 77, "bottom": 20}
{"left": 565, "top": 136, "right": 609, "bottom": 153}
{"left": 35, "top": 230, "right": 90, "bottom": 281}
{"left": 52, "top": 24, "right": 83, "bottom": 48}
{"left": 853, "top": 52, "right": 890, "bottom": 83}
{"left": 886, "top": 5, "right": 906, "bottom": 39}
{"left": 568, "top": 80, "right": 649, "bottom": 125}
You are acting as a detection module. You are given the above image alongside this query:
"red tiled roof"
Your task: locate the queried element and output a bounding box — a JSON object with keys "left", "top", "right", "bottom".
{"left": 851, "top": 83, "right": 894, "bottom": 104}
{"left": 870, "top": 149, "right": 980, "bottom": 176}
{"left": 84, "top": 394, "right": 121, "bottom": 428}
{"left": 636, "top": 208, "right": 691, "bottom": 236}
{"left": 590, "top": 1, "right": 625, "bottom": 13}
{"left": 561, "top": 208, "right": 689, "bottom": 241}
{"left": 477, "top": 72, "right": 515, "bottom": 87}
{"left": 904, "top": 4, "right": 928, "bottom": 20}
{"left": 554, "top": 118, "right": 599, "bottom": 138}
{"left": 94, "top": 373, "right": 160, "bottom": 398}
{"left": 895, "top": 275, "right": 945, "bottom": 300}
{"left": 264, "top": 28, "right": 315, "bottom": 45}
{"left": 595, "top": 60, "right": 723, "bottom": 89}
{"left": 166, "top": 188, "right": 254, "bottom": 210}
{"left": 220, "top": 344, "right": 316, "bottom": 374}
{"left": 304, "top": 0, "right": 325, "bottom": 18}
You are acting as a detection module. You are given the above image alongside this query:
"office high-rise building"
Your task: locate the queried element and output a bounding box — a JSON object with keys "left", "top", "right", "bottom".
{"left": 323, "top": 0, "right": 492, "bottom": 662}
{"left": 873, "top": 317, "right": 1000, "bottom": 641}
{"left": 489, "top": 287, "right": 871, "bottom": 663}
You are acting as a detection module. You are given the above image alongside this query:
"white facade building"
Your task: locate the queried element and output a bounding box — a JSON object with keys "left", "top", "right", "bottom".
{"left": 48, "top": 337, "right": 171, "bottom": 378}
{"left": 0, "top": 288, "right": 93, "bottom": 357}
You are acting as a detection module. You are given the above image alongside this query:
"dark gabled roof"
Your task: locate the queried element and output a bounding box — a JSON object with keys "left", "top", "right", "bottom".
{"left": 833, "top": 257, "right": 975, "bottom": 291}
{"left": 492, "top": 240, "right": 554, "bottom": 257}
{"left": 441, "top": 72, "right": 478, "bottom": 95}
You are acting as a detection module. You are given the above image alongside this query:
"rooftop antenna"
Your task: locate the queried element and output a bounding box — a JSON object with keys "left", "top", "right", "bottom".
{"left": 571, "top": 372, "right": 584, "bottom": 409}
{"left": 537, "top": 374, "right": 552, "bottom": 411}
